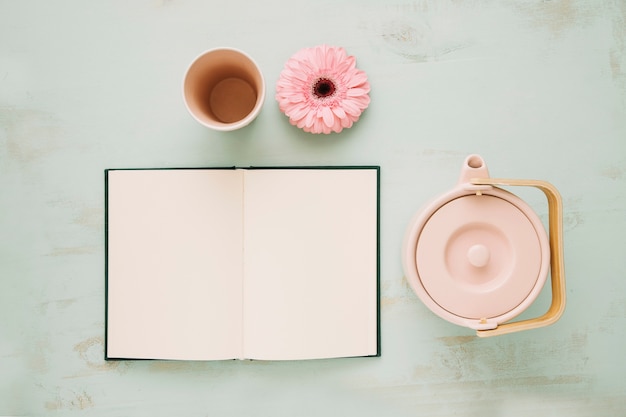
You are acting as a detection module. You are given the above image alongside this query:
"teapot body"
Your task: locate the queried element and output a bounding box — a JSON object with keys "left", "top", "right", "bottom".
{"left": 402, "top": 155, "right": 550, "bottom": 331}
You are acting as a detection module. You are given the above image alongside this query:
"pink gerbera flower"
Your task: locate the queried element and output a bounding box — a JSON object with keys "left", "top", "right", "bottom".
{"left": 276, "top": 45, "right": 371, "bottom": 134}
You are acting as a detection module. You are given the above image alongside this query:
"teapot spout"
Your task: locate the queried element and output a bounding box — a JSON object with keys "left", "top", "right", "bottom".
{"left": 458, "top": 154, "right": 490, "bottom": 185}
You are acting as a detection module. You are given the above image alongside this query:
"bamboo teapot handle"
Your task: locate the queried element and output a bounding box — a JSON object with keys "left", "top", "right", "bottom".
{"left": 469, "top": 178, "right": 566, "bottom": 337}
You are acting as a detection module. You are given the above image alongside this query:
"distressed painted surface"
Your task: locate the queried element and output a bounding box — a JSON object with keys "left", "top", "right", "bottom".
{"left": 1, "top": 0, "right": 625, "bottom": 415}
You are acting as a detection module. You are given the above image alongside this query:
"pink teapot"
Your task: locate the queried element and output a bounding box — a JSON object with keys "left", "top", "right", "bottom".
{"left": 402, "top": 155, "right": 566, "bottom": 337}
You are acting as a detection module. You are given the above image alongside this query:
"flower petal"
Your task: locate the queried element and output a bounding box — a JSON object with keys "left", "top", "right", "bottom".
{"left": 332, "top": 115, "right": 343, "bottom": 133}
{"left": 346, "top": 87, "right": 369, "bottom": 97}
{"left": 345, "top": 71, "right": 368, "bottom": 88}
{"left": 288, "top": 103, "right": 310, "bottom": 120}
{"left": 341, "top": 116, "right": 354, "bottom": 128}
{"left": 321, "top": 106, "right": 334, "bottom": 127}
{"left": 312, "top": 117, "right": 324, "bottom": 134}
{"left": 332, "top": 106, "right": 346, "bottom": 119}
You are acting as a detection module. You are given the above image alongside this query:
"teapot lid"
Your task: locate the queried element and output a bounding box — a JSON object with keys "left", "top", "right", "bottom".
{"left": 416, "top": 192, "right": 544, "bottom": 319}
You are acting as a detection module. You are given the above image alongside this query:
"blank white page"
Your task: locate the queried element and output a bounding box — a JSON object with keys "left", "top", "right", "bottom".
{"left": 106, "top": 169, "right": 244, "bottom": 360}
{"left": 242, "top": 168, "right": 378, "bottom": 360}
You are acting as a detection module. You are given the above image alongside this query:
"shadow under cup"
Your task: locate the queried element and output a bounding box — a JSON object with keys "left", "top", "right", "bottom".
{"left": 183, "top": 48, "right": 265, "bottom": 131}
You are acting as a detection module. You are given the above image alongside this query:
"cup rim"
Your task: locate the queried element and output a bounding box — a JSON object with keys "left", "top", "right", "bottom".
{"left": 182, "top": 47, "right": 266, "bottom": 131}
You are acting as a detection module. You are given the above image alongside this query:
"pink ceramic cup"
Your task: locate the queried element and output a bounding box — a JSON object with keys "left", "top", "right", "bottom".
{"left": 183, "top": 48, "right": 265, "bottom": 131}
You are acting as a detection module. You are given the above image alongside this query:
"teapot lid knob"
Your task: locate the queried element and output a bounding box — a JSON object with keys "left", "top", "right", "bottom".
{"left": 467, "top": 244, "right": 490, "bottom": 268}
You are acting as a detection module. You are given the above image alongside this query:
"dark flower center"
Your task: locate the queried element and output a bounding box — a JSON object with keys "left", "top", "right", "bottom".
{"left": 312, "top": 78, "right": 336, "bottom": 98}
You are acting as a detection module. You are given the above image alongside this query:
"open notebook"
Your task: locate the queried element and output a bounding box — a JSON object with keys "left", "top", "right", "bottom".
{"left": 105, "top": 167, "right": 380, "bottom": 360}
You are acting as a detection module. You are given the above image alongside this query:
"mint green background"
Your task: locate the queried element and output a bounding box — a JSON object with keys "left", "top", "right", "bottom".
{"left": 1, "top": 0, "right": 625, "bottom": 415}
